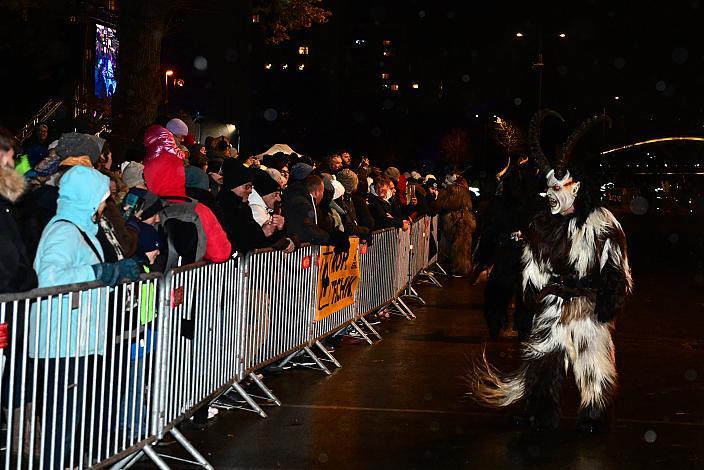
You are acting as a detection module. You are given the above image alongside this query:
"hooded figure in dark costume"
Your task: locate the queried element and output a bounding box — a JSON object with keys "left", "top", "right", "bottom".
{"left": 473, "top": 118, "right": 544, "bottom": 339}
{"left": 437, "top": 182, "right": 476, "bottom": 276}
{"left": 469, "top": 110, "right": 633, "bottom": 433}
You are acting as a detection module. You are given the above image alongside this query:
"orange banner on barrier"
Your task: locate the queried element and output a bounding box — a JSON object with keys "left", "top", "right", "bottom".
{"left": 315, "top": 237, "right": 360, "bottom": 321}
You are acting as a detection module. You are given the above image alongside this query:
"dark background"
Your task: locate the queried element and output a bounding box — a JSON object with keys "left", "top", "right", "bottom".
{"left": 1, "top": 0, "right": 703, "bottom": 170}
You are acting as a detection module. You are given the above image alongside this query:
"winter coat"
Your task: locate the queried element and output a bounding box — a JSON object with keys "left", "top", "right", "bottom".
{"left": 143, "top": 125, "right": 231, "bottom": 263}
{"left": 331, "top": 195, "right": 371, "bottom": 239}
{"left": 218, "top": 190, "right": 275, "bottom": 254}
{"left": 282, "top": 181, "right": 330, "bottom": 245}
{"left": 0, "top": 166, "right": 37, "bottom": 293}
{"left": 30, "top": 166, "right": 110, "bottom": 358}
{"left": 437, "top": 185, "right": 476, "bottom": 276}
{"left": 368, "top": 194, "right": 404, "bottom": 229}
{"left": 352, "top": 194, "right": 375, "bottom": 232}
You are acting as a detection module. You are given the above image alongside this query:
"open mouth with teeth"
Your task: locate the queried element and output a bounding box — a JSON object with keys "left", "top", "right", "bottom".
{"left": 548, "top": 195, "right": 558, "bottom": 208}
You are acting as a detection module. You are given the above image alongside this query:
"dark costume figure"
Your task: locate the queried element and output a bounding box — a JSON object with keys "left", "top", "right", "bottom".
{"left": 437, "top": 182, "right": 476, "bottom": 277}
{"left": 470, "top": 110, "right": 633, "bottom": 432}
{"left": 475, "top": 155, "right": 543, "bottom": 339}
{"left": 474, "top": 118, "right": 543, "bottom": 339}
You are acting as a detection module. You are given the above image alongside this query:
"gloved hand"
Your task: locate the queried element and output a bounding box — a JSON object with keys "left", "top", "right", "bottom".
{"left": 92, "top": 258, "right": 142, "bottom": 286}
{"left": 330, "top": 231, "right": 351, "bottom": 254}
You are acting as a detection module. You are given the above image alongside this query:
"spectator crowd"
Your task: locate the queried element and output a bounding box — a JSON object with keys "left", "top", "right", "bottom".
{"left": 1, "top": 119, "right": 478, "bottom": 299}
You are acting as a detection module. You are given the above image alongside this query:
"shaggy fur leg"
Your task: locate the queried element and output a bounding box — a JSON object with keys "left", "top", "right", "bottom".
{"left": 517, "top": 349, "right": 565, "bottom": 431}
{"left": 565, "top": 319, "right": 617, "bottom": 433}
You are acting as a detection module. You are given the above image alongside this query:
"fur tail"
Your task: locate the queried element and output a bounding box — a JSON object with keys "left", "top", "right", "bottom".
{"left": 467, "top": 349, "right": 527, "bottom": 408}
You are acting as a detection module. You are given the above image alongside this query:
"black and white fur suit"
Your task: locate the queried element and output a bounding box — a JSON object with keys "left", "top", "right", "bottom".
{"left": 470, "top": 111, "right": 633, "bottom": 431}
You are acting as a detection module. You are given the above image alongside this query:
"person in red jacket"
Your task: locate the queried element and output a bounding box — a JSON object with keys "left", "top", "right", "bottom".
{"left": 142, "top": 125, "right": 231, "bottom": 265}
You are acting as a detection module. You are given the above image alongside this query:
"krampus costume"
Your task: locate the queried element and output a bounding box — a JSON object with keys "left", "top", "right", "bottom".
{"left": 470, "top": 110, "right": 633, "bottom": 432}
{"left": 474, "top": 119, "right": 543, "bottom": 339}
{"left": 437, "top": 183, "right": 476, "bottom": 276}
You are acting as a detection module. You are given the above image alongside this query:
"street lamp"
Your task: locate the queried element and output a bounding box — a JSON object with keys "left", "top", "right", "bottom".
{"left": 165, "top": 69, "right": 174, "bottom": 103}
{"left": 516, "top": 31, "right": 567, "bottom": 111}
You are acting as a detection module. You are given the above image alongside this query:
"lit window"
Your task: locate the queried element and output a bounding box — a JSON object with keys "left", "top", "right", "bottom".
{"left": 355, "top": 39, "right": 367, "bottom": 46}
{"left": 281, "top": 63, "right": 289, "bottom": 70}
{"left": 264, "top": 63, "right": 272, "bottom": 70}
{"left": 252, "top": 14, "right": 260, "bottom": 23}
{"left": 382, "top": 83, "right": 390, "bottom": 89}
{"left": 298, "top": 46, "right": 309, "bottom": 55}
{"left": 391, "top": 84, "right": 399, "bottom": 92}
{"left": 381, "top": 73, "right": 390, "bottom": 80}
{"left": 411, "top": 83, "right": 419, "bottom": 89}
{"left": 383, "top": 51, "right": 391, "bottom": 57}
{"left": 383, "top": 40, "right": 392, "bottom": 46}
{"left": 298, "top": 64, "right": 305, "bottom": 71}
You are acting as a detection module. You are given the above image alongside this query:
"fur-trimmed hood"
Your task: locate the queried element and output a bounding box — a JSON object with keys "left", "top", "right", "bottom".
{"left": 0, "top": 166, "right": 26, "bottom": 203}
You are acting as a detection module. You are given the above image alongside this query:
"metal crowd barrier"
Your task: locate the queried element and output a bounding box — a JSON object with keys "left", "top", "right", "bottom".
{"left": 429, "top": 215, "right": 439, "bottom": 266}
{"left": 240, "top": 245, "right": 317, "bottom": 373}
{"left": 0, "top": 216, "right": 442, "bottom": 469}
{"left": 0, "top": 275, "right": 161, "bottom": 470}
{"left": 355, "top": 228, "right": 399, "bottom": 318}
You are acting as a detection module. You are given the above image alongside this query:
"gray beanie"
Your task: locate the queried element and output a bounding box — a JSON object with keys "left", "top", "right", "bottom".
{"left": 290, "top": 162, "right": 314, "bottom": 181}
{"left": 166, "top": 118, "right": 189, "bottom": 137}
{"left": 56, "top": 133, "right": 102, "bottom": 165}
{"left": 384, "top": 166, "right": 401, "bottom": 181}
{"left": 336, "top": 169, "right": 358, "bottom": 194}
{"left": 121, "top": 162, "right": 145, "bottom": 188}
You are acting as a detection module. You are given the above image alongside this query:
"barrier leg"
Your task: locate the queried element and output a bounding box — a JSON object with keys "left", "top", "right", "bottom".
{"left": 403, "top": 285, "right": 426, "bottom": 305}
{"left": 168, "top": 428, "right": 214, "bottom": 469}
{"left": 303, "top": 346, "right": 332, "bottom": 376}
{"left": 390, "top": 299, "right": 413, "bottom": 320}
{"left": 140, "top": 446, "right": 173, "bottom": 470}
{"left": 433, "top": 262, "right": 449, "bottom": 276}
{"left": 424, "top": 271, "right": 444, "bottom": 287}
{"left": 214, "top": 382, "right": 268, "bottom": 418}
{"left": 315, "top": 340, "right": 343, "bottom": 368}
{"left": 397, "top": 298, "right": 417, "bottom": 319}
{"left": 277, "top": 350, "right": 301, "bottom": 369}
{"left": 110, "top": 449, "right": 146, "bottom": 470}
{"left": 350, "top": 322, "right": 373, "bottom": 345}
{"left": 249, "top": 372, "right": 282, "bottom": 406}
{"left": 360, "top": 316, "right": 383, "bottom": 340}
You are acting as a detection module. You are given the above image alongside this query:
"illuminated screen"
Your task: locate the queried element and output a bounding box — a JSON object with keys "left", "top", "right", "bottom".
{"left": 95, "top": 24, "right": 118, "bottom": 98}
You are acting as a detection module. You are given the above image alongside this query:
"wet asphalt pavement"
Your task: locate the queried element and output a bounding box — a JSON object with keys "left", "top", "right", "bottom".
{"left": 153, "top": 214, "right": 704, "bottom": 469}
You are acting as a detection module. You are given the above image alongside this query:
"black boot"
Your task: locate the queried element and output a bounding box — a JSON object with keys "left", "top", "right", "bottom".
{"left": 576, "top": 405, "right": 608, "bottom": 433}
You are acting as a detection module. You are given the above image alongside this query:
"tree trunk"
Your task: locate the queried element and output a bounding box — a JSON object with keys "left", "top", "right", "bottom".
{"left": 110, "top": 0, "right": 168, "bottom": 161}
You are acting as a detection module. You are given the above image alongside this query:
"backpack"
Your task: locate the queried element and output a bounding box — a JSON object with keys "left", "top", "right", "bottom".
{"left": 156, "top": 196, "right": 207, "bottom": 271}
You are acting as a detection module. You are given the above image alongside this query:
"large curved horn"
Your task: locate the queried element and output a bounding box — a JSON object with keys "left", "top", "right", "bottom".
{"left": 556, "top": 114, "right": 612, "bottom": 179}
{"left": 529, "top": 109, "right": 564, "bottom": 175}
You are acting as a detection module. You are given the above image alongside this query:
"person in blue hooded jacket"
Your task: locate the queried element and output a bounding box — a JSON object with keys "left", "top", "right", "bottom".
{"left": 30, "top": 165, "right": 141, "bottom": 468}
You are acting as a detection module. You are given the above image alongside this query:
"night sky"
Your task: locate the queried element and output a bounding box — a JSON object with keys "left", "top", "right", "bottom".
{"left": 2, "top": 0, "right": 703, "bottom": 164}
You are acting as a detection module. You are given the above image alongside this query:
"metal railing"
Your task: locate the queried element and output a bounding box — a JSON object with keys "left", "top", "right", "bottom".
{"left": 0, "top": 275, "right": 161, "bottom": 469}
{"left": 0, "top": 216, "right": 441, "bottom": 469}
{"left": 16, "top": 100, "right": 63, "bottom": 144}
